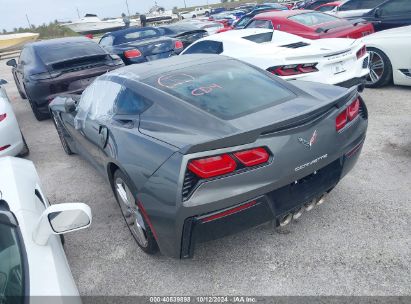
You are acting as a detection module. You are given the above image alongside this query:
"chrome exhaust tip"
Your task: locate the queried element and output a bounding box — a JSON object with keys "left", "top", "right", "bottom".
{"left": 305, "top": 199, "right": 316, "bottom": 211}
{"left": 293, "top": 207, "right": 304, "bottom": 220}
{"left": 316, "top": 194, "right": 327, "bottom": 206}
{"left": 280, "top": 213, "right": 293, "bottom": 227}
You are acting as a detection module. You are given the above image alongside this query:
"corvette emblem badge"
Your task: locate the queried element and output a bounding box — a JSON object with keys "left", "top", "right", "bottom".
{"left": 298, "top": 130, "right": 318, "bottom": 149}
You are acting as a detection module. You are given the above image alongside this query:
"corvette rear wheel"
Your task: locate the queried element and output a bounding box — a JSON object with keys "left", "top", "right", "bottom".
{"left": 113, "top": 170, "right": 158, "bottom": 254}
{"left": 52, "top": 112, "right": 73, "bottom": 155}
{"left": 365, "top": 47, "right": 392, "bottom": 88}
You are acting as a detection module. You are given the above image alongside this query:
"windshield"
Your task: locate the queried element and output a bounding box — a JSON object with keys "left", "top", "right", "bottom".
{"left": 143, "top": 60, "right": 294, "bottom": 120}
{"left": 289, "top": 12, "right": 340, "bottom": 26}
{"left": 36, "top": 41, "right": 106, "bottom": 64}
{"left": 0, "top": 221, "right": 25, "bottom": 303}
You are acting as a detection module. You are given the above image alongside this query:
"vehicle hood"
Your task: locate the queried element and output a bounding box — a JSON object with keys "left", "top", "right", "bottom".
{"left": 200, "top": 29, "right": 359, "bottom": 60}
{"left": 362, "top": 25, "right": 411, "bottom": 40}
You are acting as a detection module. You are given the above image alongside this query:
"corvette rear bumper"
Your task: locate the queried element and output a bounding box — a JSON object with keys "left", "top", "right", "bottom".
{"left": 180, "top": 140, "right": 364, "bottom": 258}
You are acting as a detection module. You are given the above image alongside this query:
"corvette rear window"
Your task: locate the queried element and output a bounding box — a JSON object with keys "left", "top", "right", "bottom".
{"left": 289, "top": 12, "right": 340, "bottom": 26}
{"left": 144, "top": 60, "right": 294, "bottom": 119}
{"left": 36, "top": 41, "right": 106, "bottom": 64}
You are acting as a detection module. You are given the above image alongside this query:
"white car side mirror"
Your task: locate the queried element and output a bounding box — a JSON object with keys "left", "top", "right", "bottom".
{"left": 33, "top": 203, "right": 92, "bottom": 246}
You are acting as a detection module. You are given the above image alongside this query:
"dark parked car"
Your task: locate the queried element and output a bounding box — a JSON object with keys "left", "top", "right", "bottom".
{"left": 99, "top": 27, "right": 184, "bottom": 66}
{"left": 293, "top": 0, "right": 334, "bottom": 9}
{"left": 6, "top": 37, "right": 123, "bottom": 120}
{"left": 157, "top": 24, "right": 208, "bottom": 49}
{"left": 50, "top": 54, "right": 368, "bottom": 258}
{"left": 361, "top": 0, "right": 411, "bottom": 31}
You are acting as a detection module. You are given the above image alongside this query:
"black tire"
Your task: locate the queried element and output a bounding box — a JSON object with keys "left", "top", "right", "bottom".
{"left": 28, "top": 98, "right": 50, "bottom": 121}
{"left": 365, "top": 47, "right": 393, "bottom": 88}
{"left": 17, "top": 84, "right": 27, "bottom": 99}
{"left": 60, "top": 234, "right": 65, "bottom": 246}
{"left": 18, "top": 134, "right": 29, "bottom": 157}
{"left": 192, "top": 14, "right": 197, "bottom": 18}
{"left": 13, "top": 73, "right": 26, "bottom": 99}
{"left": 205, "top": 11, "right": 210, "bottom": 17}
{"left": 52, "top": 112, "right": 74, "bottom": 155}
{"left": 112, "top": 170, "right": 158, "bottom": 255}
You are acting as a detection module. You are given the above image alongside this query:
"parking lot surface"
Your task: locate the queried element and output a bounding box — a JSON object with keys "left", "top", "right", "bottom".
{"left": 1, "top": 60, "right": 410, "bottom": 296}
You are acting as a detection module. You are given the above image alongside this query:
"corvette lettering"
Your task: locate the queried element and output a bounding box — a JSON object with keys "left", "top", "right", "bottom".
{"left": 295, "top": 154, "right": 328, "bottom": 172}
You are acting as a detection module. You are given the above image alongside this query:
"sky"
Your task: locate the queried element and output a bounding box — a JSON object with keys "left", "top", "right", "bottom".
{"left": 1, "top": 0, "right": 220, "bottom": 31}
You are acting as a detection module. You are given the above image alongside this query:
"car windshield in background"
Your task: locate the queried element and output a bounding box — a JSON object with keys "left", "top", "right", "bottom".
{"left": 36, "top": 41, "right": 106, "bottom": 64}
{"left": 289, "top": 12, "right": 340, "bottom": 26}
{"left": 144, "top": 60, "right": 294, "bottom": 119}
{"left": 236, "top": 15, "right": 252, "bottom": 27}
{"left": 112, "top": 28, "right": 161, "bottom": 45}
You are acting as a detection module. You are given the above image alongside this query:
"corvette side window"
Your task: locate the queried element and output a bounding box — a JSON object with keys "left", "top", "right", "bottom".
{"left": 114, "top": 88, "right": 150, "bottom": 115}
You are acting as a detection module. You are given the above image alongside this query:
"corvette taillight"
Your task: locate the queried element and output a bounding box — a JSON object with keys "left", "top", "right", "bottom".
{"left": 336, "top": 110, "right": 347, "bottom": 131}
{"left": 268, "top": 63, "right": 318, "bottom": 76}
{"left": 356, "top": 45, "right": 366, "bottom": 59}
{"left": 233, "top": 147, "right": 269, "bottom": 167}
{"left": 0, "top": 113, "right": 6, "bottom": 122}
{"left": 188, "top": 147, "right": 270, "bottom": 179}
{"left": 188, "top": 154, "right": 237, "bottom": 178}
{"left": 336, "top": 98, "right": 360, "bottom": 131}
{"left": 175, "top": 40, "right": 184, "bottom": 49}
{"left": 124, "top": 49, "right": 142, "bottom": 59}
{"left": 0, "top": 145, "right": 10, "bottom": 151}
{"left": 347, "top": 98, "right": 360, "bottom": 121}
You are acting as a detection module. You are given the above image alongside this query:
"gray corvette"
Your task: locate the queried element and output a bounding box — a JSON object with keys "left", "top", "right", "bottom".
{"left": 49, "top": 54, "right": 368, "bottom": 258}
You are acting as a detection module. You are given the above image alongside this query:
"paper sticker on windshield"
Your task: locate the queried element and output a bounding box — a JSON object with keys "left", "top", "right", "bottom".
{"left": 191, "top": 83, "right": 223, "bottom": 96}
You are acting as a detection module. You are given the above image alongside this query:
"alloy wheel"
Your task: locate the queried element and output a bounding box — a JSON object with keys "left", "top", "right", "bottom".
{"left": 365, "top": 50, "right": 385, "bottom": 85}
{"left": 115, "top": 177, "right": 148, "bottom": 247}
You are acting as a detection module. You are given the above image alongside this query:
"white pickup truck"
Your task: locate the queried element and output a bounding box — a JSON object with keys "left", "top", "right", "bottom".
{"left": 180, "top": 7, "right": 211, "bottom": 19}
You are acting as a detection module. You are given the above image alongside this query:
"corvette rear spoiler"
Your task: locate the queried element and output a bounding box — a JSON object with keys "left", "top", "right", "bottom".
{"left": 315, "top": 19, "right": 368, "bottom": 33}
{"left": 182, "top": 86, "right": 359, "bottom": 154}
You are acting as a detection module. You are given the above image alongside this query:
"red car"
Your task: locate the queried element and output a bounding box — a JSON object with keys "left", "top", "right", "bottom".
{"left": 247, "top": 10, "right": 374, "bottom": 39}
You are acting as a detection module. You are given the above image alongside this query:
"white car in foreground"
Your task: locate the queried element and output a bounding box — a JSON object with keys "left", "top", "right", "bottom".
{"left": 0, "top": 80, "right": 28, "bottom": 157}
{"left": 362, "top": 25, "right": 411, "bottom": 88}
{"left": 181, "top": 28, "right": 369, "bottom": 87}
{"left": 0, "top": 157, "right": 92, "bottom": 300}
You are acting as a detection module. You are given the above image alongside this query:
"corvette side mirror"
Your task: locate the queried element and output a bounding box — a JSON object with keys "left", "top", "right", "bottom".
{"left": 6, "top": 59, "right": 17, "bottom": 67}
{"left": 33, "top": 203, "right": 92, "bottom": 246}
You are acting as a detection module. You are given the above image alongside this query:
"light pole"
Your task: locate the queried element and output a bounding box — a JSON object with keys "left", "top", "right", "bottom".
{"left": 183, "top": 0, "right": 187, "bottom": 8}
{"left": 125, "top": 0, "right": 131, "bottom": 16}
